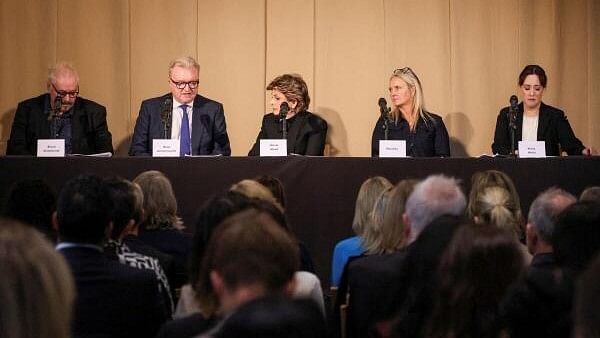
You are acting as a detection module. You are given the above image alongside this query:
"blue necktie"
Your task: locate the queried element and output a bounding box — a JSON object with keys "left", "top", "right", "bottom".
{"left": 180, "top": 105, "right": 191, "bottom": 156}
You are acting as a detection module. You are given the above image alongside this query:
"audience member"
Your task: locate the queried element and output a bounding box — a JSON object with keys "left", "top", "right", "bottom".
{"left": 573, "top": 254, "right": 600, "bottom": 338}
{"left": 424, "top": 224, "right": 525, "bottom": 338}
{"left": 3, "top": 178, "right": 57, "bottom": 242}
{"left": 0, "top": 219, "right": 74, "bottom": 338}
{"left": 579, "top": 186, "right": 600, "bottom": 203}
{"left": 55, "top": 174, "right": 167, "bottom": 337}
{"left": 134, "top": 170, "right": 192, "bottom": 290}
{"left": 331, "top": 176, "right": 392, "bottom": 287}
{"left": 254, "top": 175, "right": 287, "bottom": 208}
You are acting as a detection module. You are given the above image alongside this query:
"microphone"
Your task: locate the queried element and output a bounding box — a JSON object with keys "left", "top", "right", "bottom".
{"left": 279, "top": 102, "right": 290, "bottom": 120}
{"left": 509, "top": 95, "right": 519, "bottom": 113}
{"left": 161, "top": 95, "right": 173, "bottom": 138}
{"left": 48, "top": 94, "right": 63, "bottom": 121}
{"left": 378, "top": 97, "right": 390, "bottom": 120}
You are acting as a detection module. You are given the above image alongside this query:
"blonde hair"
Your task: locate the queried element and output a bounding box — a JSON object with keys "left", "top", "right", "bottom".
{"left": 390, "top": 67, "right": 432, "bottom": 131}
{"left": 0, "top": 219, "right": 75, "bottom": 338}
{"left": 472, "top": 186, "right": 521, "bottom": 237}
{"left": 230, "top": 179, "right": 282, "bottom": 210}
{"left": 364, "top": 180, "right": 417, "bottom": 255}
{"left": 133, "top": 170, "right": 183, "bottom": 230}
{"left": 169, "top": 56, "right": 200, "bottom": 76}
{"left": 351, "top": 176, "right": 393, "bottom": 236}
{"left": 48, "top": 62, "right": 79, "bottom": 84}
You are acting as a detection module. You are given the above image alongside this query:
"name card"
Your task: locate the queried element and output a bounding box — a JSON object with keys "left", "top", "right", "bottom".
{"left": 37, "top": 139, "right": 65, "bottom": 157}
{"left": 379, "top": 140, "right": 407, "bottom": 158}
{"left": 518, "top": 141, "right": 546, "bottom": 158}
{"left": 260, "top": 139, "right": 287, "bottom": 156}
{"left": 153, "top": 139, "right": 180, "bottom": 157}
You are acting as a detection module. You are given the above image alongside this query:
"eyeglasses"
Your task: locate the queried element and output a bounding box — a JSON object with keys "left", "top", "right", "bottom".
{"left": 170, "top": 78, "right": 199, "bottom": 90}
{"left": 51, "top": 82, "right": 79, "bottom": 98}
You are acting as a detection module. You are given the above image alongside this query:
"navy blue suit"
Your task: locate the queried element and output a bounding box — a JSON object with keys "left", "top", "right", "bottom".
{"left": 59, "top": 246, "right": 167, "bottom": 338}
{"left": 129, "top": 94, "right": 231, "bottom": 156}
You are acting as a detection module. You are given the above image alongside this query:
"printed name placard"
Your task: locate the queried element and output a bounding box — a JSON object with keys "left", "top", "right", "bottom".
{"left": 152, "top": 139, "right": 180, "bottom": 157}
{"left": 260, "top": 139, "right": 287, "bottom": 156}
{"left": 379, "top": 140, "right": 407, "bottom": 158}
{"left": 518, "top": 141, "right": 546, "bottom": 158}
{"left": 37, "top": 139, "right": 65, "bottom": 157}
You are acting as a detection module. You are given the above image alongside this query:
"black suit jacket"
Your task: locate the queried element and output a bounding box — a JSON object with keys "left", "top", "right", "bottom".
{"left": 7, "top": 94, "right": 113, "bottom": 155}
{"left": 492, "top": 102, "right": 585, "bottom": 156}
{"left": 59, "top": 246, "right": 167, "bottom": 338}
{"left": 248, "top": 111, "right": 328, "bottom": 156}
{"left": 129, "top": 94, "right": 230, "bottom": 156}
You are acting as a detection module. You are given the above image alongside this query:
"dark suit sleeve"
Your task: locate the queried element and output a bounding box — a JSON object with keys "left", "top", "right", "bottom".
{"left": 371, "top": 117, "right": 384, "bottom": 157}
{"left": 89, "top": 104, "right": 113, "bottom": 154}
{"left": 248, "top": 116, "right": 267, "bottom": 156}
{"left": 492, "top": 108, "right": 511, "bottom": 155}
{"left": 129, "top": 101, "right": 152, "bottom": 156}
{"left": 211, "top": 103, "right": 231, "bottom": 156}
{"left": 433, "top": 117, "right": 450, "bottom": 157}
{"left": 555, "top": 110, "right": 585, "bottom": 155}
{"left": 7, "top": 101, "right": 33, "bottom": 155}
{"left": 304, "top": 116, "right": 328, "bottom": 156}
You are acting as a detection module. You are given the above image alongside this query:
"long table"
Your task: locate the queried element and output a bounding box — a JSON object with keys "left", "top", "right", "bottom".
{"left": 2, "top": 156, "right": 600, "bottom": 284}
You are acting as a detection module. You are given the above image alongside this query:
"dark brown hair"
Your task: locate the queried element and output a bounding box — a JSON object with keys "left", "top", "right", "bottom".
{"left": 518, "top": 64, "right": 547, "bottom": 88}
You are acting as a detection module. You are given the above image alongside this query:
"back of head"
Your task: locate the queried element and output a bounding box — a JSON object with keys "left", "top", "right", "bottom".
{"left": 230, "top": 179, "right": 281, "bottom": 209}
{"left": 103, "top": 177, "right": 143, "bottom": 239}
{"left": 3, "top": 179, "right": 56, "bottom": 242}
{"left": 216, "top": 296, "right": 327, "bottom": 338}
{"left": 56, "top": 174, "right": 112, "bottom": 244}
{"left": 553, "top": 201, "right": 600, "bottom": 275}
{"left": 471, "top": 186, "right": 521, "bottom": 237}
{"left": 0, "top": 219, "right": 75, "bottom": 338}
{"left": 254, "top": 175, "right": 287, "bottom": 208}
{"left": 133, "top": 170, "right": 182, "bottom": 230}
{"left": 528, "top": 187, "right": 576, "bottom": 243}
{"left": 197, "top": 209, "right": 299, "bottom": 312}
{"left": 405, "top": 175, "right": 466, "bottom": 240}
{"left": 579, "top": 186, "right": 600, "bottom": 203}
{"left": 352, "top": 176, "right": 392, "bottom": 236}
{"left": 468, "top": 170, "right": 522, "bottom": 222}
{"left": 574, "top": 254, "right": 600, "bottom": 338}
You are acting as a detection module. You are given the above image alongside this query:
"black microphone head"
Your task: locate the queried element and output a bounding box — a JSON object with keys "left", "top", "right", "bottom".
{"left": 510, "top": 95, "right": 518, "bottom": 107}
{"left": 378, "top": 97, "right": 387, "bottom": 109}
{"left": 280, "top": 102, "right": 289, "bottom": 117}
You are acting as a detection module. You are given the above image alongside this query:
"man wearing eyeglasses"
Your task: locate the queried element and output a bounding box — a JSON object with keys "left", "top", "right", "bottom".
{"left": 7, "top": 62, "right": 113, "bottom": 155}
{"left": 129, "top": 56, "right": 231, "bottom": 156}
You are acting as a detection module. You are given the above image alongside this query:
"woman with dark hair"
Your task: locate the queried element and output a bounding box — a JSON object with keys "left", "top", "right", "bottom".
{"left": 248, "top": 74, "right": 328, "bottom": 156}
{"left": 492, "top": 64, "right": 591, "bottom": 156}
{"left": 424, "top": 224, "right": 525, "bottom": 338}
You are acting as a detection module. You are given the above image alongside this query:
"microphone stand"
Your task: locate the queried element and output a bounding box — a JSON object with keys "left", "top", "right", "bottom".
{"left": 49, "top": 95, "right": 63, "bottom": 139}
{"left": 282, "top": 117, "right": 287, "bottom": 140}
{"left": 161, "top": 97, "right": 172, "bottom": 139}
{"left": 508, "top": 109, "right": 517, "bottom": 157}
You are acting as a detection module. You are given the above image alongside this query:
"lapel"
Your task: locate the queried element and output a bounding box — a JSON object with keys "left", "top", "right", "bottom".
{"left": 38, "top": 94, "right": 53, "bottom": 139}
{"left": 536, "top": 103, "right": 550, "bottom": 140}
{"left": 515, "top": 103, "right": 524, "bottom": 142}
{"left": 191, "top": 95, "right": 204, "bottom": 153}
{"left": 286, "top": 111, "right": 309, "bottom": 153}
{"left": 71, "top": 98, "right": 87, "bottom": 138}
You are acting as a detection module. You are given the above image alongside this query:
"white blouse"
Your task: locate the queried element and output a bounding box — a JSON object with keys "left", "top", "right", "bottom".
{"left": 522, "top": 115, "right": 539, "bottom": 141}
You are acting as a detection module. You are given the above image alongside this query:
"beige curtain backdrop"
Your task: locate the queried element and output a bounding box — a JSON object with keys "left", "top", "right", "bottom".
{"left": 1, "top": 0, "right": 598, "bottom": 156}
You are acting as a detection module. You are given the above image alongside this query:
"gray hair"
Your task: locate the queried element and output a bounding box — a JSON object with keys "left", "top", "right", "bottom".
{"left": 47, "top": 62, "right": 79, "bottom": 84}
{"left": 405, "top": 174, "right": 466, "bottom": 239}
{"left": 528, "top": 187, "right": 576, "bottom": 242}
{"left": 169, "top": 56, "right": 200, "bottom": 76}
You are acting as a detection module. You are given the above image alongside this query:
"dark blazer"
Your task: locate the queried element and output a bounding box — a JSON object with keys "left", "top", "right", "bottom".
{"left": 492, "top": 102, "right": 585, "bottom": 156}
{"left": 371, "top": 112, "right": 450, "bottom": 157}
{"left": 156, "top": 313, "right": 217, "bottom": 338}
{"left": 59, "top": 246, "right": 167, "bottom": 338}
{"left": 7, "top": 94, "right": 113, "bottom": 155}
{"left": 248, "top": 111, "right": 328, "bottom": 156}
{"left": 129, "top": 94, "right": 231, "bottom": 156}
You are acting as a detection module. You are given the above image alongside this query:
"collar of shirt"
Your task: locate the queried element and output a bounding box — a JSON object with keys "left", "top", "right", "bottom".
{"left": 56, "top": 242, "right": 104, "bottom": 252}
{"left": 171, "top": 97, "right": 194, "bottom": 140}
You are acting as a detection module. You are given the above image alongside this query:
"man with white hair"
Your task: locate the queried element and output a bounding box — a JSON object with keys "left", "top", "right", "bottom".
{"left": 129, "top": 56, "right": 230, "bottom": 156}
{"left": 7, "top": 62, "right": 113, "bottom": 155}
{"left": 403, "top": 174, "right": 466, "bottom": 243}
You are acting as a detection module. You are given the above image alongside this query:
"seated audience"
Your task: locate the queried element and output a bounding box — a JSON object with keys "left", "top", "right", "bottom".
{"left": 331, "top": 176, "right": 392, "bottom": 287}
{"left": 573, "top": 254, "right": 600, "bottom": 338}
{"left": 134, "top": 170, "right": 192, "bottom": 290}
{"left": 424, "top": 224, "right": 525, "bottom": 338}
{"left": 579, "top": 186, "right": 600, "bottom": 202}
{"left": 0, "top": 219, "right": 74, "bottom": 338}
{"left": 55, "top": 174, "right": 167, "bottom": 337}
{"left": 2, "top": 178, "right": 57, "bottom": 242}
{"left": 501, "top": 188, "right": 576, "bottom": 338}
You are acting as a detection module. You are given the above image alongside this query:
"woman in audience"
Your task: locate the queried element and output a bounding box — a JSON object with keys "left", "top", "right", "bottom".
{"left": 492, "top": 64, "right": 591, "bottom": 156}
{"left": 371, "top": 67, "right": 450, "bottom": 157}
{"left": 134, "top": 170, "right": 192, "bottom": 290}
{"left": 254, "top": 175, "right": 287, "bottom": 208}
{"left": 424, "top": 224, "right": 525, "bottom": 338}
{"left": 330, "top": 176, "right": 392, "bottom": 287}
{"left": 0, "top": 219, "right": 75, "bottom": 338}
{"left": 248, "top": 73, "right": 328, "bottom": 156}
